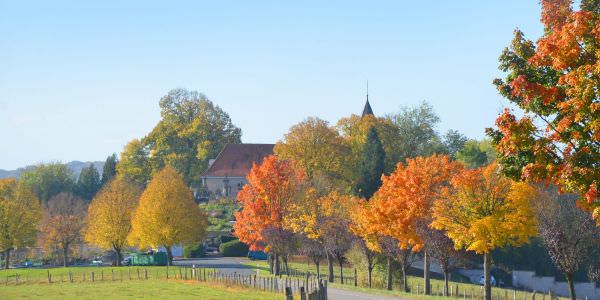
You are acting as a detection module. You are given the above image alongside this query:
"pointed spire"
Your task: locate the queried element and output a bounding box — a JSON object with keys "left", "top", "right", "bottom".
{"left": 362, "top": 80, "right": 374, "bottom": 117}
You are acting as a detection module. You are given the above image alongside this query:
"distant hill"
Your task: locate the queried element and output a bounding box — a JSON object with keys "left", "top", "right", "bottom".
{"left": 0, "top": 161, "right": 104, "bottom": 179}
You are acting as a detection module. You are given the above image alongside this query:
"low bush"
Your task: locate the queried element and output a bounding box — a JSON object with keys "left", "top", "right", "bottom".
{"left": 183, "top": 244, "right": 206, "bottom": 258}
{"left": 219, "top": 239, "right": 249, "bottom": 257}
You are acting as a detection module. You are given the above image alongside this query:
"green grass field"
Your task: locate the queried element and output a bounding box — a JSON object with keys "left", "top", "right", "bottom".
{"left": 0, "top": 266, "right": 279, "bottom": 300}
{"left": 0, "top": 280, "right": 281, "bottom": 300}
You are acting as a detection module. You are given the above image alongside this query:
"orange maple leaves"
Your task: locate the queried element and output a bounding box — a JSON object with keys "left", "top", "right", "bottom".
{"left": 360, "top": 155, "right": 463, "bottom": 251}
{"left": 233, "top": 155, "right": 306, "bottom": 251}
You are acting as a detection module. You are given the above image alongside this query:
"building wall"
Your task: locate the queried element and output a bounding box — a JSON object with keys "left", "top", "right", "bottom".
{"left": 202, "top": 177, "right": 247, "bottom": 199}
{"left": 513, "top": 270, "right": 600, "bottom": 299}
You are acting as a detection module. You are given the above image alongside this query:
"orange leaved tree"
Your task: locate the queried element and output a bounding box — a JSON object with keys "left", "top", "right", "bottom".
{"left": 373, "top": 154, "right": 462, "bottom": 294}
{"left": 233, "top": 155, "right": 306, "bottom": 275}
{"left": 488, "top": 0, "right": 599, "bottom": 220}
{"left": 432, "top": 163, "right": 537, "bottom": 300}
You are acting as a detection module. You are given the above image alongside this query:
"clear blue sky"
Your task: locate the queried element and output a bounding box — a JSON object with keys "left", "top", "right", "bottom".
{"left": 0, "top": 1, "right": 544, "bottom": 170}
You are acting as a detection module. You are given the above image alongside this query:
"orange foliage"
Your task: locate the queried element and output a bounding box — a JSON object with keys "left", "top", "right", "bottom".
{"left": 363, "top": 155, "right": 463, "bottom": 251}
{"left": 233, "top": 156, "right": 306, "bottom": 251}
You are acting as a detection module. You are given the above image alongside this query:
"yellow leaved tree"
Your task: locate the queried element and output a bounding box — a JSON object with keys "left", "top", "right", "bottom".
{"left": 0, "top": 178, "right": 41, "bottom": 269}
{"left": 431, "top": 163, "right": 537, "bottom": 300}
{"left": 85, "top": 177, "right": 142, "bottom": 266}
{"left": 128, "top": 166, "right": 207, "bottom": 265}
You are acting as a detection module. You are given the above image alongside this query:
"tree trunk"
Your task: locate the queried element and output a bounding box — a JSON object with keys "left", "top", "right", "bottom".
{"left": 401, "top": 266, "right": 409, "bottom": 292}
{"left": 483, "top": 252, "right": 492, "bottom": 300}
{"left": 283, "top": 255, "right": 289, "bottom": 276}
{"left": 566, "top": 273, "right": 576, "bottom": 300}
{"left": 386, "top": 256, "right": 393, "bottom": 291}
{"left": 4, "top": 249, "right": 10, "bottom": 269}
{"left": 424, "top": 251, "right": 431, "bottom": 295}
{"left": 269, "top": 254, "right": 274, "bottom": 274}
{"left": 338, "top": 256, "right": 344, "bottom": 284}
{"left": 327, "top": 253, "right": 334, "bottom": 283}
{"left": 368, "top": 264, "right": 373, "bottom": 288}
{"left": 114, "top": 247, "right": 122, "bottom": 267}
{"left": 166, "top": 246, "right": 173, "bottom": 266}
{"left": 315, "top": 260, "right": 321, "bottom": 279}
{"left": 63, "top": 244, "right": 69, "bottom": 267}
{"left": 274, "top": 253, "right": 281, "bottom": 276}
{"left": 443, "top": 268, "right": 449, "bottom": 296}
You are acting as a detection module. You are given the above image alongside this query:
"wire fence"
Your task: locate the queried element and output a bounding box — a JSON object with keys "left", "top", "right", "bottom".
{"left": 2, "top": 266, "right": 328, "bottom": 300}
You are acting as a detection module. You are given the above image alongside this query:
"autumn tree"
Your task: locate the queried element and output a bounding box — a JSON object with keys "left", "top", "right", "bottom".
{"left": 75, "top": 164, "right": 101, "bottom": 201}
{"left": 337, "top": 113, "right": 400, "bottom": 175}
{"left": 20, "top": 163, "right": 74, "bottom": 203}
{"left": 0, "top": 179, "right": 41, "bottom": 269}
{"left": 319, "top": 192, "right": 355, "bottom": 284}
{"left": 487, "top": 0, "right": 599, "bottom": 219}
{"left": 85, "top": 177, "right": 142, "bottom": 266}
{"left": 147, "top": 89, "right": 243, "bottom": 186}
{"left": 117, "top": 139, "right": 152, "bottom": 186}
{"left": 39, "top": 192, "right": 86, "bottom": 267}
{"left": 532, "top": 187, "right": 600, "bottom": 300}
{"left": 432, "top": 164, "right": 537, "bottom": 300}
{"left": 128, "top": 166, "right": 208, "bottom": 265}
{"left": 353, "top": 189, "right": 424, "bottom": 291}
{"left": 234, "top": 156, "right": 306, "bottom": 275}
{"left": 374, "top": 154, "right": 462, "bottom": 294}
{"left": 101, "top": 154, "right": 118, "bottom": 186}
{"left": 275, "top": 117, "right": 349, "bottom": 184}
{"left": 350, "top": 198, "right": 379, "bottom": 288}
{"left": 418, "top": 223, "right": 470, "bottom": 296}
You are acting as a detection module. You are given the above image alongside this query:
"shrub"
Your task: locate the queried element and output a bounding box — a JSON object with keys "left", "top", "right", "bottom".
{"left": 219, "top": 239, "right": 249, "bottom": 257}
{"left": 183, "top": 244, "right": 206, "bottom": 258}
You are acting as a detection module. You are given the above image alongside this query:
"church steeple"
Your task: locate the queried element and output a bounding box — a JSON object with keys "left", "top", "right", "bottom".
{"left": 362, "top": 97, "right": 374, "bottom": 117}
{"left": 361, "top": 81, "right": 374, "bottom": 117}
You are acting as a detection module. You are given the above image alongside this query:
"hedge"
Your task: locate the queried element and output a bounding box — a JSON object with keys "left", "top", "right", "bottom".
{"left": 219, "top": 239, "right": 249, "bottom": 257}
{"left": 183, "top": 244, "right": 206, "bottom": 258}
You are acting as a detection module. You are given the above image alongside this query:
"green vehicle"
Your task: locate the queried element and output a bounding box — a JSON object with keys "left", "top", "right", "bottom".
{"left": 130, "top": 251, "right": 168, "bottom": 266}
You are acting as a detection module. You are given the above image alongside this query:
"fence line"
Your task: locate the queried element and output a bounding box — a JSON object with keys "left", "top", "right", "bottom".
{"left": 2, "top": 266, "right": 328, "bottom": 300}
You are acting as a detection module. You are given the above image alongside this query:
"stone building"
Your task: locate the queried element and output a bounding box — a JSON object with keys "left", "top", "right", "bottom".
{"left": 199, "top": 143, "right": 274, "bottom": 200}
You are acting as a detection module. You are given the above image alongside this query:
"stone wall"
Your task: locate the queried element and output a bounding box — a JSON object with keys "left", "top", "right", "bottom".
{"left": 513, "top": 270, "right": 600, "bottom": 299}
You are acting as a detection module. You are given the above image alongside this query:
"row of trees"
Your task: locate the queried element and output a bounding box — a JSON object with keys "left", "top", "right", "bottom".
{"left": 0, "top": 166, "right": 207, "bottom": 268}
{"left": 234, "top": 2, "right": 599, "bottom": 300}
{"left": 18, "top": 155, "right": 118, "bottom": 204}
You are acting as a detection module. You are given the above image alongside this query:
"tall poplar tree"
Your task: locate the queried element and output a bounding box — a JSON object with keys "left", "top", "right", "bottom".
{"left": 75, "top": 164, "right": 101, "bottom": 201}
{"left": 354, "top": 127, "right": 385, "bottom": 199}
{"left": 101, "top": 154, "right": 117, "bottom": 186}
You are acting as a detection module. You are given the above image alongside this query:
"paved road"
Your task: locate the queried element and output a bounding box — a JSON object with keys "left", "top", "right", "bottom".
{"left": 173, "top": 256, "right": 406, "bottom": 300}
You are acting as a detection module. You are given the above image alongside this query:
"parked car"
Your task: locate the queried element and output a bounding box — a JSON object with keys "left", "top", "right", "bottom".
{"left": 91, "top": 258, "right": 103, "bottom": 266}
{"left": 121, "top": 256, "right": 132, "bottom": 266}
{"left": 479, "top": 275, "right": 496, "bottom": 286}
{"left": 15, "top": 261, "right": 32, "bottom": 268}
{"left": 247, "top": 251, "right": 268, "bottom": 260}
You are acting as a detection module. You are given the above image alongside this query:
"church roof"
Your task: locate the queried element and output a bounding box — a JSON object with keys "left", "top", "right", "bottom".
{"left": 202, "top": 144, "right": 274, "bottom": 178}
{"left": 362, "top": 98, "right": 374, "bottom": 117}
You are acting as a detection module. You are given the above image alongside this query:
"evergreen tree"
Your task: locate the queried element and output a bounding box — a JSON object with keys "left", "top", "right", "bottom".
{"left": 101, "top": 154, "right": 117, "bottom": 186}
{"left": 76, "top": 164, "right": 101, "bottom": 201}
{"left": 354, "top": 127, "right": 385, "bottom": 199}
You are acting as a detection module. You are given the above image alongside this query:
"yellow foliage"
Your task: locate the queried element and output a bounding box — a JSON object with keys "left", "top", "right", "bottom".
{"left": 431, "top": 164, "right": 537, "bottom": 254}
{"left": 128, "top": 166, "right": 208, "bottom": 251}
{"left": 275, "top": 117, "right": 350, "bottom": 186}
{"left": 85, "top": 177, "right": 142, "bottom": 253}
{"left": 0, "top": 178, "right": 41, "bottom": 252}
